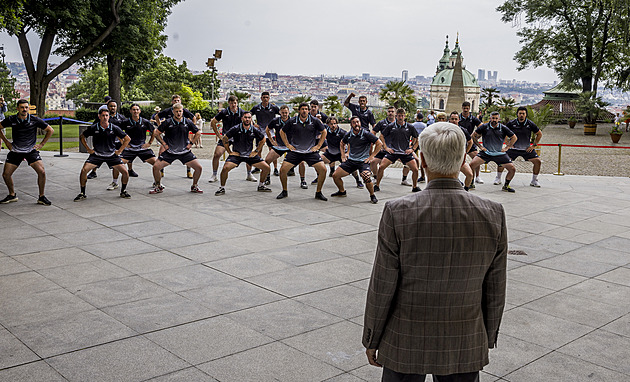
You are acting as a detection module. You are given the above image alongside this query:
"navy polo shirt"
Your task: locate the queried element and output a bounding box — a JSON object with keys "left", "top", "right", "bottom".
{"left": 214, "top": 107, "right": 244, "bottom": 133}
{"left": 158, "top": 117, "right": 198, "bottom": 154}
{"left": 1, "top": 114, "right": 49, "bottom": 153}
{"left": 121, "top": 117, "right": 154, "bottom": 151}
{"left": 281, "top": 115, "right": 326, "bottom": 152}
{"left": 342, "top": 129, "right": 379, "bottom": 162}
{"left": 250, "top": 103, "right": 280, "bottom": 129}
{"left": 310, "top": 110, "right": 329, "bottom": 123}
{"left": 158, "top": 107, "right": 195, "bottom": 120}
{"left": 82, "top": 122, "right": 127, "bottom": 157}
{"left": 324, "top": 127, "right": 347, "bottom": 155}
{"left": 476, "top": 123, "right": 514, "bottom": 155}
{"left": 506, "top": 118, "right": 539, "bottom": 150}
{"left": 225, "top": 123, "right": 265, "bottom": 156}
{"left": 460, "top": 126, "right": 472, "bottom": 141}
{"left": 381, "top": 122, "right": 418, "bottom": 154}
{"left": 346, "top": 103, "right": 376, "bottom": 130}
{"left": 373, "top": 119, "right": 394, "bottom": 134}
{"left": 267, "top": 117, "right": 289, "bottom": 147}
{"left": 459, "top": 114, "right": 482, "bottom": 135}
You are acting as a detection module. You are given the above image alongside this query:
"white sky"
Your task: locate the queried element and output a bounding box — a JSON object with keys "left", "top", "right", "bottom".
{"left": 0, "top": 0, "right": 558, "bottom": 83}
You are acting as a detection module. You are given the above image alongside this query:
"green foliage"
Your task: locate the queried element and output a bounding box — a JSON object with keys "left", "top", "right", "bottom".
{"left": 190, "top": 70, "right": 220, "bottom": 100}
{"left": 323, "top": 95, "right": 342, "bottom": 117}
{"left": 378, "top": 80, "right": 417, "bottom": 116}
{"left": 526, "top": 104, "right": 553, "bottom": 131}
{"left": 0, "top": 0, "right": 25, "bottom": 34}
{"left": 229, "top": 91, "right": 251, "bottom": 103}
{"left": 66, "top": 64, "right": 109, "bottom": 105}
{"left": 575, "top": 92, "right": 609, "bottom": 124}
{"left": 74, "top": 108, "right": 100, "bottom": 123}
{"left": 480, "top": 87, "right": 500, "bottom": 110}
{"left": 497, "top": 96, "right": 516, "bottom": 124}
{"left": 0, "top": 62, "right": 19, "bottom": 106}
{"left": 288, "top": 95, "right": 312, "bottom": 114}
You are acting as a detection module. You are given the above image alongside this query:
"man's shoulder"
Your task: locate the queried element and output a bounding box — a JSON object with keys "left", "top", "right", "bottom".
{"left": 386, "top": 186, "right": 504, "bottom": 213}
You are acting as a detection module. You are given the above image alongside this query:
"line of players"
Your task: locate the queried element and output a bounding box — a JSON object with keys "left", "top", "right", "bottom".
{"left": 0, "top": 94, "right": 542, "bottom": 205}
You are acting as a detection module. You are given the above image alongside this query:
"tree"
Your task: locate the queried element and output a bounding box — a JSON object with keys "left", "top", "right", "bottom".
{"left": 480, "top": 87, "right": 500, "bottom": 110}
{"left": 288, "top": 95, "right": 312, "bottom": 114}
{"left": 189, "top": 70, "right": 220, "bottom": 100}
{"left": 323, "top": 95, "right": 342, "bottom": 117}
{"left": 66, "top": 64, "right": 109, "bottom": 105}
{"left": 0, "top": 62, "right": 20, "bottom": 106}
{"left": 497, "top": 96, "right": 516, "bottom": 123}
{"left": 378, "top": 80, "right": 417, "bottom": 115}
{"left": 0, "top": 1, "right": 25, "bottom": 34}
{"left": 1, "top": 0, "right": 123, "bottom": 114}
{"left": 497, "top": 0, "right": 625, "bottom": 96}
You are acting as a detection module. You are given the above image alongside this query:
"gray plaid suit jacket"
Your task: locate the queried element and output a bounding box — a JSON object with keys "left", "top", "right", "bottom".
{"left": 363, "top": 178, "right": 507, "bottom": 375}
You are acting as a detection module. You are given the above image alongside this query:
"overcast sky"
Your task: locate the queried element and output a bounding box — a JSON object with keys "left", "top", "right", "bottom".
{"left": 0, "top": 0, "right": 558, "bottom": 83}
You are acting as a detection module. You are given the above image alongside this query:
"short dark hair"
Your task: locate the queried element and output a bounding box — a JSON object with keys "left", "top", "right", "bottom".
{"left": 416, "top": 112, "right": 424, "bottom": 120}
{"left": 309, "top": 100, "right": 319, "bottom": 106}
{"left": 228, "top": 95, "right": 238, "bottom": 103}
{"left": 17, "top": 99, "right": 29, "bottom": 107}
{"left": 107, "top": 99, "right": 117, "bottom": 106}
{"left": 171, "top": 94, "right": 181, "bottom": 101}
{"left": 98, "top": 108, "right": 109, "bottom": 115}
{"left": 491, "top": 111, "right": 500, "bottom": 116}
{"left": 517, "top": 106, "right": 528, "bottom": 114}
{"left": 299, "top": 102, "right": 309, "bottom": 110}
{"left": 396, "top": 108, "right": 406, "bottom": 115}
{"left": 242, "top": 111, "right": 252, "bottom": 117}
{"left": 359, "top": 95, "right": 367, "bottom": 100}
{"left": 462, "top": 101, "right": 471, "bottom": 107}
{"left": 280, "top": 105, "right": 289, "bottom": 111}
{"left": 130, "top": 103, "right": 141, "bottom": 109}
{"left": 350, "top": 115, "right": 360, "bottom": 123}
{"left": 327, "top": 116, "right": 338, "bottom": 124}
{"left": 261, "top": 91, "right": 270, "bottom": 97}
{"left": 450, "top": 111, "right": 459, "bottom": 117}
{"left": 387, "top": 106, "right": 395, "bottom": 110}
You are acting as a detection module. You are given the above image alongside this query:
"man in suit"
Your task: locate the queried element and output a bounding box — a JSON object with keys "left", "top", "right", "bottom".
{"left": 363, "top": 122, "right": 508, "bottom": 382}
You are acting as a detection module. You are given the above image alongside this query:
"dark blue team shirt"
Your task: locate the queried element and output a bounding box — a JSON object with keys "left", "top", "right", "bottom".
{"left": 214, "top": 107, "right": 244, "bottom": 133}
{"left": 343, "top": 129, "right": 379, "bottom": 162}
{"left": 324, "top": 127, "right": 347, "bottom": 155}
{"left": 225, "top": 123, "right": 265, "bottom": 156}
{"left": 158, "top": 117, "right": 198, "bottom": 154}
{"left": 372, "top": 118, "right": 394, "bottom": 134}
{"left": 476, "top": 123, "right": 514, "bottom": 155}
{"left": 506, "top": 118, "right": 539, "bottom": 150}
{"left": 82, "top": 122, "right": 127, "bottom": 157}
{"left": 250, "top": 103, "right": 280, "bottom": 129}
{"left": 310, "top": 110, "right": 329, "bottom": 124}
{"left": 121, "top": 117, "right": 154, "bottom": 151}
{"left": 346, "top": 103, "right": 376, "bottom": 130}
{"left": 266, "top": 117, "right": 289, "bottom": 147}
{"left": 158, "top": 107, "right": 195, "bottom": 120}
{"left": 458, "top": 114, "right": 482, "bottom": 135}
{"left": 1, "top": 114, "right": 48, "bottom": 153}
{"left": 381, "top": 122, "right": 418, "bottom": 153}
{"left": 281, "top": 115, "right": 326, "bottom": 152}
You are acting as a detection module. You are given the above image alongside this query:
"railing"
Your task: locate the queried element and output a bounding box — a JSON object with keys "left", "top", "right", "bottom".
{"left": 41, "top": 116, "right": 91, "bottom": 157}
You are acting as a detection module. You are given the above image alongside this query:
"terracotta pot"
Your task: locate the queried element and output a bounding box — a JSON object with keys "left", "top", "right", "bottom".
{"left": 584, "top": 123, "right": 597, "bottom": 135}
{"left": 610, "top": 133, "right": 622, "bottom": 143}
{"left": 568, "top": 120, "right": 577, "bottom": 128}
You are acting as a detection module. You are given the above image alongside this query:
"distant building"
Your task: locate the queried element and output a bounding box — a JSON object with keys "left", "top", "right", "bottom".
{"left": 264, "top": 72, "right": 278, "bottom": 81}
{"left": 487, "top": 71, "right": 498, "bottom": 81}
{"left": 477, "top": 69, "right": 486, "bottom": 81}
{"left": 430, "top": 36, "right": 481, "bottom": 113}
{"left": 402, "top": 70, "right": 408, "bottom": 83}
{"left": 362, "top": 73, "right": 370, "bottom": 81}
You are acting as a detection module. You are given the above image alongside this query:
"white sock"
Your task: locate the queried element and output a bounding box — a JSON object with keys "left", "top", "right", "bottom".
{"left": 259, "top": 182, "right": 264, "bottom": 187}
{"left": 112, "top": 179, "right": 118, "bottom": 184}
{"left": 532, "top": 174, "right": 538, "bottom": 181}
{"left": 495, "top": 174, "right": 501, "bottom": 180}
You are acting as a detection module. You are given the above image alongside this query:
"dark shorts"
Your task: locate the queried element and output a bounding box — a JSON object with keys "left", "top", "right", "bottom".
{"left": 284, "top": 151, "right": 322, "bottom": 167}
{"left": 477, "top": 151, "right": 513, "bottom": 165}
{"left": 158, "top": 151, "right": 197, "bottom": 165}
{"left": 226, "top": 154, "right": 264, "bottom": 166}
{"left": 272, "top": 146, "right": 289, "bottom": 156}
{"left": 216, "top": 140, "right": 225, "bottom": 148}
{"left": 86, "top": 153, "right": 124, "bottom": 169}
{"left": 266, "top": 139, "right": 275, "bottom": 149}
{"left": 506, "top": 148, "right": 539, "bottom": 161}
{"left": 339, "top": 159, "right": 371, "bottom": 174}
{"left": 384, "top": 152, "right": 415, "bottom": 165}
{"left": 322, "top": 151, "right": 342, "bottom": 163}
{"left": 375, "top": 150, "right": 386, "bottom": 160}
{"left": 121, "top": 149, "right": 155, "bottom": 162}
{"left": 468, "top": 143, "right": 478, "bottom": 154}
{"left": 6, "top": 150, "right": 42, "bottom": 166}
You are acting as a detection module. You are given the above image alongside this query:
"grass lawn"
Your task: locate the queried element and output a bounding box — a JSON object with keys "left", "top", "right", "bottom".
{"left": 3, "top": 124, "right": 83, "bottom": 139}
{"left": 40, "top": 141, "right": 80, "bottom": 151}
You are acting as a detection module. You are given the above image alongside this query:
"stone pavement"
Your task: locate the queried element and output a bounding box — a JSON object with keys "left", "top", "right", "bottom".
{"left": 1, "top": 151, "right": 629, "bottom": 382}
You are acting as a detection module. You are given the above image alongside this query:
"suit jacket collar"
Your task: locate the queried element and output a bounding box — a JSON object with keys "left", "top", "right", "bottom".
{"left": 425, "top": 177, "right": 464, "bottom": 190}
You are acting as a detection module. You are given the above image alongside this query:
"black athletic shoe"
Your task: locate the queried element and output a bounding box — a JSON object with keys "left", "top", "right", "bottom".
{"left": 251, "top": 167, "right": 261, "bottom": 174}
{"left": 287, "top": 168, "right": 295, "bottom": 176}
{"left": 215, "top": 187, "right": 225, "bottom": 196}
{"left": 119, "top": 190, "right": 131, "bottom": 199}
{"left": 412, "top": 186, "right": 421, "bottom": 192}
{"left": 87, "top": 171, "right": 97, "bottom": 179}
{"left": 0, "top": 194, "right": 18, "bottom": 204}
{"left": 331, "top": 190, "right": 347, "bottom": 197}
{"left": 276, "top": 190, "right": 288, "bottom": 199}
{"left": 257, "top": 185, "right": 272, "bottom": 192}
{"left": 373, "top": 185, "right": 380, "bottom": 192}
{"left": 356, "top": 181, "right": 364, "bottom": 189}
{"left": 264, "top": 176, "right": 271, "bottom": 186}
{"left": 128, "top": 169, "right": 139, "bottom": 177}
{"left": 73, "top": 193, "right": 87, "bottom": 202}
{"left": 419, "top": 176, "right": 426, "bottom": 183}
{"left": 370, "top": 194, "right": 378, "bottom": 204}
{"left": 502, "top": 185, "right": 516, "bottom": 193}
{"left": 311, "top": 178, "right": 318, "bottom": 185}
{"left": 37, "top": 195, "right": 51, "bottom": 206}
{"left": 315, "top": 191, "right": 328, "bottom": 201}
{"left": 273, "top": 168, "right": 279, "bottom": 176}
{"left": 300, "top": 181, "right": 308, "bottom": 189}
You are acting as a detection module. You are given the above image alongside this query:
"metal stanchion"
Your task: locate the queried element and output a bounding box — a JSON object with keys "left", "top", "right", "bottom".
{"left": 480, "top": 163, "right": 491, "bottom": 173}
{"left": 553, "top": 144, "right": 564, "bottom": 176}
{"left": 54, "top": 116, "right": 68, "bottom": 157}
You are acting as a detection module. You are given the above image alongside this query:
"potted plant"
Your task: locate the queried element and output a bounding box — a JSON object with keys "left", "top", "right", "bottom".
{"left": 575, "top": 92, "right": 609, "bottom": 136}
{"left": 610, "top": 124, "right": 624, "bottom": 143}
{"left": 568, "top": 116, "right": 577, "bottom": 128}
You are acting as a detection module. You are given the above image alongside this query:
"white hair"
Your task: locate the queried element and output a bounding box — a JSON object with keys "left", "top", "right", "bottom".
{"left": 419, "top": 122, "right": 466, "bottom": 175}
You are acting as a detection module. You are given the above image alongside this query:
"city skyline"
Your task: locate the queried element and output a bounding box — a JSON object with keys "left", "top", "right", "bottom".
{"left": 0, "top": 0, "right": 559, "bottom": 84}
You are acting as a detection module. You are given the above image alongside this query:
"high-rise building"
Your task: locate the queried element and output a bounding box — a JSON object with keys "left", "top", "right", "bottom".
{"left": 402, "top": 70, "right": 408, "bottom": 82}
{"left": 487, "top": 71, "right": 498, "bottom": 81}
{"left": 362, "top": 73, "right": 370, "bottom": 81}
{"left": 477, "top": 69, "right": 486, "bottom": 81}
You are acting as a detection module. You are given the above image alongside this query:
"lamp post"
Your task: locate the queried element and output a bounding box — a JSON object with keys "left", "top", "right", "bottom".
{"left": 206, "top": 49, "right": 222, "bottom": 109}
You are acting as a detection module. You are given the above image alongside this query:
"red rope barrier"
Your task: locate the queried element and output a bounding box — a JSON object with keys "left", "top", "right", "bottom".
{"left": 538, "top": 143, "right": 630, "bottom": 149}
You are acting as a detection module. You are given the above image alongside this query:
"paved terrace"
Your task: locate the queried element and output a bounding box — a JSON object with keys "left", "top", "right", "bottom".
{"left": 1, "top": 151, "right": 629, "bottom": 382}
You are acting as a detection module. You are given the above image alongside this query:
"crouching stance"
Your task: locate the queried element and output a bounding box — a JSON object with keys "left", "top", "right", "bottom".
{"left": 331, "top": 116, "right": 381, "bottom": 204}
{"left": 215, "top": 111, "right": 271, "bottom": 195}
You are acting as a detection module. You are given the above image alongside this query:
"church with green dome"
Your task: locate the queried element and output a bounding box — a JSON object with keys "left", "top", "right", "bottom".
{"left": 430, "top": 36, "right": 481, "bottom": 113}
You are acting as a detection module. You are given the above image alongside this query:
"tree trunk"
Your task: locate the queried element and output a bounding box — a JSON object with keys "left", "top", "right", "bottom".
{"left": 107, "top": 54, "right": 122, "bottom": 106}
{"left": 582, "top": 75, "right": 593, "bottom": 93}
